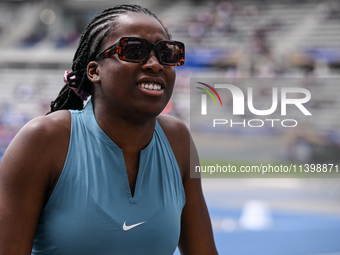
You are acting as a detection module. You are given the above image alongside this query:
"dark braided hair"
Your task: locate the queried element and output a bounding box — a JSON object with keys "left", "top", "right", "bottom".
{"left": 48, "top": 4, "right": 170, "bottom": 114}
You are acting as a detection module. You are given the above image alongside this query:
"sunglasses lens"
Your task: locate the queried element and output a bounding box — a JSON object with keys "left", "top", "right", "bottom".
{"left": 118, "top": 38, "right": 184, "bottom": 66}
{"left": 159, "top": 42, "right": 182, "bottom": 65}
{"left": 122, "top": 40, "right": 148, "bottom": 62}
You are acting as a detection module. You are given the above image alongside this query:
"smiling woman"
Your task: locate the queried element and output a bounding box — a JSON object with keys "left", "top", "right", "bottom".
{"left": 0, "top": 4, "right": 218, "bottom": 255}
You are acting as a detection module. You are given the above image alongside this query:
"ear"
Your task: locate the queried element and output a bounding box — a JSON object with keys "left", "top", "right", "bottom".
{"left": 87, "top": 61, "right": 100, "bottom": 83}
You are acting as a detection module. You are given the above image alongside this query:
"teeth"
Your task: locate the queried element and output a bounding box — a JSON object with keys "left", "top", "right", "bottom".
{"left": 138, "top": 82, "right": 162, "bottom": 91}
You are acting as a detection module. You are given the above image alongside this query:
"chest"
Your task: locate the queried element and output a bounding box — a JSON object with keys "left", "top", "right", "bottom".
{"left": 123, "top": 151, "right": 140, "bottom": 197}
{"left": 33, "top": 131, "right": 186, "bottom": 254}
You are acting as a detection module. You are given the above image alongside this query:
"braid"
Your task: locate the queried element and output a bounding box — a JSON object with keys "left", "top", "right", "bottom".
{"left": 49, "top": 84, "right": 84, "bottom": 112}
{"left": 48, "top": 4, "right": 169, "bottom": 114}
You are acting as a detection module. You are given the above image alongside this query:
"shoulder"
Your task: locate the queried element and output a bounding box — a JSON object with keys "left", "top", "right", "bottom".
{"left": 157, "top": 114, "right": 190, "bottom": 140}
{"left": 29, "top": 110, "right": 71, "bottom": 132}
{"left": 1, "top": 110, "right": 71, "bottom": 181}
{"left": 157, "top": 114, "right": 191, "bottom": 180}
{"left": 17, "top": 110, "right": 71, "bottom": 147}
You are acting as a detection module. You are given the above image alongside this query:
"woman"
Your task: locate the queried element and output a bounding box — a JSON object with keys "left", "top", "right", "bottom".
{"left": 0, "top": 4, "right": 218, "bottom": 255}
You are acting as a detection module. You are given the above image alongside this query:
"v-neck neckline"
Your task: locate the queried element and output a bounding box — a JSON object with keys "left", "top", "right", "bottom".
{"left": 82, "top": 99, "right": 157, "bottom": 203}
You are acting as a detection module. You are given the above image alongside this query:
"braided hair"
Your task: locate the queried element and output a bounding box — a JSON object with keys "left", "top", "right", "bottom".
{"left": 48, "top": 4, "right": 169, "bottom": 114}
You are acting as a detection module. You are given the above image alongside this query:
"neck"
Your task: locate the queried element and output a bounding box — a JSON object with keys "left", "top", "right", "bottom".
{"left": 93, "top": 101, "right": 157, "bottom": 154}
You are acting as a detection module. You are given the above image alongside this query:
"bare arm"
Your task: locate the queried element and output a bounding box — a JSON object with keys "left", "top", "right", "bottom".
{"left": 0, "top": 111, "right": 70, "bottom": 255}
{"left": 157, "top": 115, "right": 218, "bottom": 255}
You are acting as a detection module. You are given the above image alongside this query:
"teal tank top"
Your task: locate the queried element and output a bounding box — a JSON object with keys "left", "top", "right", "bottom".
{"left": 32, "top": 100, "right": 186, "bottom": 255}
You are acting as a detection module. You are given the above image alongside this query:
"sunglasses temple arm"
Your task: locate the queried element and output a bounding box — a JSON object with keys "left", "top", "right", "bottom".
{"left": 96, "top": 44, "right": 118, "bottom": 60}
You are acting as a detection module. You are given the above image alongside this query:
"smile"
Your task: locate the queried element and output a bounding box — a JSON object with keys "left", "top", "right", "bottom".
{"left": 137, "top": 82, "right": 162, "bottom": 91}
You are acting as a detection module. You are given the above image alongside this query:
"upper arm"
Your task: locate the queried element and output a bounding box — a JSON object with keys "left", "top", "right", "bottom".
{"left": 0, "top": 111, "right": 70, "bottom": 255}
{"left": 157, "top": 115, "right": 218, "bottom": 255}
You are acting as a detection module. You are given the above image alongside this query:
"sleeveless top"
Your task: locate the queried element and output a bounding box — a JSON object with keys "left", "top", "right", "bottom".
{"left": 31, "top": 100, "right": 186, "bottom": 255}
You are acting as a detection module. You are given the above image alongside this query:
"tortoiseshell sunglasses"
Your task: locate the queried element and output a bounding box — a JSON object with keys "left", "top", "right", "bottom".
{"left": 96, "top": 37, "right": 185, "bottom": 66}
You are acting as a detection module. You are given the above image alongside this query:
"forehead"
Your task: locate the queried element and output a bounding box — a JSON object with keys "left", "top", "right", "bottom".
{"left": 102, "top": 13, "right": 169, "bottom": 48}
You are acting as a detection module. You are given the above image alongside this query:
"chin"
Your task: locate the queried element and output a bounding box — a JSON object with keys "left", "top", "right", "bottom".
{"left": 134, "top": 106, "right": 166, "bottom": 122}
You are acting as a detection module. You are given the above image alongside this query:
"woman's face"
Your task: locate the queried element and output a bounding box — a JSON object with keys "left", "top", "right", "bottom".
{"left": 93, "top": 12, "right": 176, "bottom": 122}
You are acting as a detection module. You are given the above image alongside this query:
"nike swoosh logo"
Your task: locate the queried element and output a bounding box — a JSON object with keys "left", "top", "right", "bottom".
{"left": 123, "top": 221, "right": 146, "bottom": 231}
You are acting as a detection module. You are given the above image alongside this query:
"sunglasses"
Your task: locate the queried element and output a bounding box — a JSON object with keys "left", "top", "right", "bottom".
{"left": 96, "top": 37, "right": 185, "bottom": 66}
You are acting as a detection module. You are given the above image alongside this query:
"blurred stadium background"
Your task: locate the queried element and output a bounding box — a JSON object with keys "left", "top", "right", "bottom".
{"left": 0, "top": 0, "right": 340, "bottom": 254}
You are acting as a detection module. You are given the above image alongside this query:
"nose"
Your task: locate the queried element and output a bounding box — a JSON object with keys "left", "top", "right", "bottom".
{"left": 141, "top": 50, "right": 164, "bottom": 73}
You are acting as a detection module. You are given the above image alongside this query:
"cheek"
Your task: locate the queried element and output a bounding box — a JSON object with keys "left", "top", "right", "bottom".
{"left": 166, "top": 68, "right": 176, "bottom": 92}
{"left": 166, "top": 66, "right": 176, "bottom": 82}
{"left": 171, "top": 68, "right": 176, "bottom": 83}
{"left": 99, "top": 62, "right": 128, "bottom": 89}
